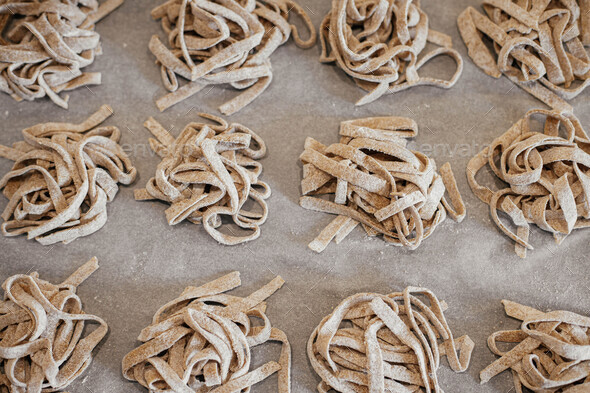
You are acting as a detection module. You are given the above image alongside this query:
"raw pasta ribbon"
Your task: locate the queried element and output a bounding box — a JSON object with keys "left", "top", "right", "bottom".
{"left": 135, "top": 113, "right": 270, "bottom": 245}
{"left": 122, "top": 272, "right": 292, "bottom": 393}
{"left": 0, "top": 257, "right": 108, "bottom": 393}
{"left": 307, "top": 287, "right": 474, "bottom": 393}
{"left": 458, "top": 0, "right": 590, "bottom": 112}
{"left": 481, "top": 300, "right": 590, "bottom": 392}
{"left": 320, "top": 0, "right": 464, "bottom": 106}
{"left": 467, "top": 109, "right": 590, "bottom": 257}
{"left": 150, "top": 0, "right": 316, "bottom": 114}
{"left": 0, "top": 0, "right": 125, "bottom": 108}
{"left": 0, "top": 105, "right": 137, "bottom": 245}
{"left": 300, "top": 116, "right": 466, "bottom": 252}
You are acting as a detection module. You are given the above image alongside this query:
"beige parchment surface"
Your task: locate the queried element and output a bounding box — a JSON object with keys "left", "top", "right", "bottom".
{"left": 1, "top": 1, "right": 589, "bottom": 392}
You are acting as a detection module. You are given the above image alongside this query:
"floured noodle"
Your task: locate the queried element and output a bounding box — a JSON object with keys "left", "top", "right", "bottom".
{"left": 0, "top": 105, "right": 137, "bottom": 245}
{"left": 467, "top": 109, "right": 590, "bottom": 258}
{"left": 149, "top": 0, "right": 316, "bottom": 115}
{"left": 458, "top": 0, "right": 589, "bottom": 111}
{"left": 319, "top": 0, "right": 464, "bottom": 106}
{"left": 122, "top": 272, "right": 292, "bottom": 393}
{"left": 0, "top": 258, "right": 108, "bottom": 393}
{"left": 481, "top": 300, "right": 590, "bottom": 391}
{"left": 299, "top": 117, "right": 466, "bottom": 253}
{"left": 307, "top": 287, "right": 474, "bottom": 393}
{"left": 0, "top": 0, "right": 125, "bottom": 108}
{"left": 135, "top": 113, "right": 270, "bottom": 245}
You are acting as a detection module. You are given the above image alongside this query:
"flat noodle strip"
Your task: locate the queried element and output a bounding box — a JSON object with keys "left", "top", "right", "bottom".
{"left": 0, "top": 0, "right": 124, "bottom": 108}
{"left": 0, "top": 105, "right": 137, "bottom": 245}
{"left": 481, "top": 300, "right": 590, "bottom": 392}
{"left": 300, "top": 116, "right": 466, "bottom": 252}
{"left": 122, "top": 272, "right": 292, "bottom": 393}
{"left": 320, "top": 0, "right": 464, "bottom": 106}
{"left": 307, "top": 287, "right": 474, "bottom": 393}
{"left": 135, "top": 114, "right": 270, "bottom": 245}
{"left": 149, "top": 0, "right": 316, "bottom": 114}
{"left": 0, "top": 258, "right": 108, "bottom": 393}
{"left": 458, "top": 0, "right": 590, "bottom": 111}
{"left": 467, "top": 109, "right": 590, "bottom": 257}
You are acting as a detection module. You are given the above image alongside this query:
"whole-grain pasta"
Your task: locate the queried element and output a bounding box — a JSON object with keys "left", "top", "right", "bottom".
{"left": 0, "top": 257, "right": 108, "bottom": 393}
{"left": 0, "top": 0, "right": 125, "bottom": 108}
{"left": 0, "top": 105, "right": 137, "bottom": 245}
{"left": 320, "top": 0, "right": 464, "bottom": 106}
{"left": 467, "top": 109, "right": 590, "bottom": 258}
{"left": 122, "top": 271, "right": 292, "bottom": 393}
{"left": 481, "top": 299, "right": 590, "bottom": 392}
{"left": 149, "top": 0, "right": 316, "bottom": 115}
{"left": 458, "top": 0, "right": 590, "bottom": 111}
{"left": 308, "top": 287, "right": 474, "bottom": 393}
{"left": 135, "top": 113, "right": 270, "bottom": 245}
{"left": 300, "top": 116, "right": 466, "bottom": 252}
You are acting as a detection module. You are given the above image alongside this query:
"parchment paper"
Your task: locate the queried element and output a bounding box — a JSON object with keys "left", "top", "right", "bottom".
{"left": 1, "top": 1, "right": 589, "bottom": 392}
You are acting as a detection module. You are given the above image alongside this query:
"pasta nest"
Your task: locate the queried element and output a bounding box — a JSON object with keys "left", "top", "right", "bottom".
{"left": 0, "top": 105, "right": 137, "bottom": 245}
{"left": 0, "top": 258, "right": 108, "bottom": 393}
{"left": 320, "top": 0, "right": 464, "bottom": 105}
{"left": 135, "top": 113, "right": 270, "bottom": 245}
{"left": 122, "top": 272, "right": 292, "bottom": 393}
{"left": 0, "top": 0, "right": 125, "bottom": 108}
{"left": 458, "top": 0, "right": 590, "bottom": 110}
{"left": 308, "top": 288, "right": 474, "bottom": 393}
{"left": 149, "top": 0, "right": 316, "bottom": 114}
{"left": 467, "top": 109, "right": 590, "bottom": 257}
{"left": 300, "top": 117, "right": 466, "bottom": 252}
{"left": 481, "top": 300, "right": 590, "bottom": 392}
